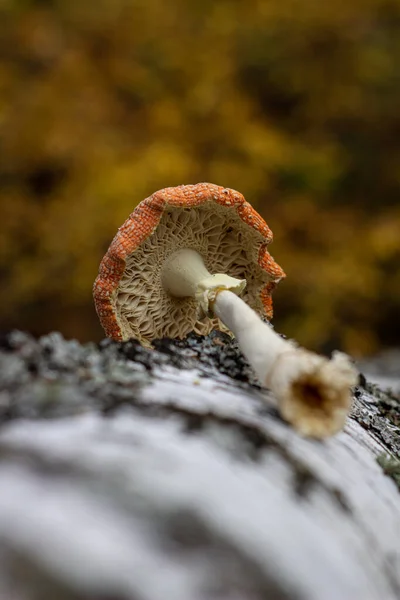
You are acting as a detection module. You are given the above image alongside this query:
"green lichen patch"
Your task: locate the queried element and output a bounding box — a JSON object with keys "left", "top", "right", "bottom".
{"left": 377, "top": 454, "right": 400, "bottom": 491}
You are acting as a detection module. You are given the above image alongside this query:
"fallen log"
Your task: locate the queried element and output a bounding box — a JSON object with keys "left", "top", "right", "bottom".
{"left": 0, "top": 330, "right": 399, "bottom": 600}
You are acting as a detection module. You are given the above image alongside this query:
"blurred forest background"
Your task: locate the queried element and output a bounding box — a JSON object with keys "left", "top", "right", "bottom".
{"left": 0, "top": 0, "right": 399, "bottom": 356}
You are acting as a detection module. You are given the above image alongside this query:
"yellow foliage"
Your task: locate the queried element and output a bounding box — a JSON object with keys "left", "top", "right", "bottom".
{"left": 0, "top": 0, "right": 399, "bottom": 355}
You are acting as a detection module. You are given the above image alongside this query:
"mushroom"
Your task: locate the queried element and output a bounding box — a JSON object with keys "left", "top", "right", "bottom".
{"left": 94, "top": 183, "right": 357, "bottom": 438}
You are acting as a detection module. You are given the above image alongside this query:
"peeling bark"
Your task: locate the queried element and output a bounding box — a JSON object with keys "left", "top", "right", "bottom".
{"left": 0, "top": 330, "right": 399, "bottom": 600}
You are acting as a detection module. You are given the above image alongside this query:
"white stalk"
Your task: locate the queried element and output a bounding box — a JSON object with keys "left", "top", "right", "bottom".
{"left": 162, "top": 249, "right": 358, "bottom": 438}
{"left": 212, "top": 291, "right": 291, "bottom": 383}
{"left": 162, "top": 249, "right": 246, "bottom": 315}
{"left": 213, "top": 291, "right": 358, "bottom": 438}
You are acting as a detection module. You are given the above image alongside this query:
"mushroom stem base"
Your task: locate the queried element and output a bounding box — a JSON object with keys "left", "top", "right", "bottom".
{"left": 214, "top": 290, "right": 358, "bottom": 438}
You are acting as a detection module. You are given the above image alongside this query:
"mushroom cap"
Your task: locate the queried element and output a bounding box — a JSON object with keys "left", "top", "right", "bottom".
{"left": 93, "top": 183, "right": 285, "bottom": 345}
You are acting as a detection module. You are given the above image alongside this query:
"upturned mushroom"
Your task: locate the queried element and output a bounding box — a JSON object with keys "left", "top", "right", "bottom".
{"left": 94, "top": 183, "right": 357, "bottom": 438}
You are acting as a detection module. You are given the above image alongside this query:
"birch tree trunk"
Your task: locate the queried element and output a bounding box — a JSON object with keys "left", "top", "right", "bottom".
{"left": 0, "top": 330, "right": 399, "bottom": 600}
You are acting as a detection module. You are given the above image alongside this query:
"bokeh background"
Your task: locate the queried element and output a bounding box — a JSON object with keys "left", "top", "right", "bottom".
{"left": 1, "top": 0, "right": 399, "bottom": 356}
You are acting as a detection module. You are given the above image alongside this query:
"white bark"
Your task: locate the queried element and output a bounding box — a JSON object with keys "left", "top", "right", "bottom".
{"left": 0, "top": 331, "right": 399, "bottom": 600}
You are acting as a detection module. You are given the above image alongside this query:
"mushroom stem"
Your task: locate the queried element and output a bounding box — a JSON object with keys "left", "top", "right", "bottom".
{"left": 162, "top": 249, "right": 212, "bottom": 298}
{"left": 162, "top": 249, "right": 246, "bottom": 314}
{"left": 162, "top": 249, "right": 358, "bottom": 438}
{"left": 213, "top": 290, "right": 289, "bottom": 383}
{"left": 213, "top": 291, "right": 358, "bottom": 438}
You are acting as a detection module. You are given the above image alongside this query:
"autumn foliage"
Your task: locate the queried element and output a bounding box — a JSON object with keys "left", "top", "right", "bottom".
{"left": 1, "top": 0, "right": 399, "bottom": 355}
